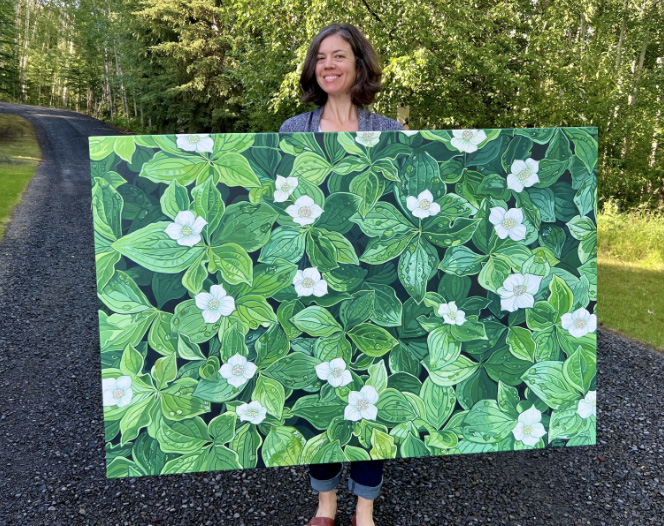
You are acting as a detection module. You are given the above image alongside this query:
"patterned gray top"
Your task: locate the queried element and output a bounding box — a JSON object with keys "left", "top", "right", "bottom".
{"left": 279, "top": 106, "right": 403, "bottom": 133}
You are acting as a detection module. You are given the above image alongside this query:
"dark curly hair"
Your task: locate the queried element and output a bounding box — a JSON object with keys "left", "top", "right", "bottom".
{"left": 300, "top": 23, "right": 382, "bottom": 107}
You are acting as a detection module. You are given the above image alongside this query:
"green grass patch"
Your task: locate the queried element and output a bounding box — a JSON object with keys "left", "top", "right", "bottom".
{"left": 597, "top": 201, "right": 664, "bottom": 351}
{"left": 598, "top": 259, "right": 664, "bottom": 351}
{"left": 0, "top": 113, "right": 42, "bottom": 238}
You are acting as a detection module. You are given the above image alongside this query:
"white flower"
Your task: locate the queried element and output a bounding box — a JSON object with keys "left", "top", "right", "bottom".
{"left": 561, "top": 308, "right": 597, "bottom": 338}
{"left": 315, "top": 358, "right": 352, "bottom": 388}
{"left": 285, "top": 195, "right": 323, "bottom": 226}
{"left": 236, "top": 401, "right": 267, "bottom": 425}
{"left": 511, "top": 405, "right": 547, "bottom": 446}
{"left": 577, "top": 391, "right": 597, "bottom": 419}
{"left": 219, "top": 354, "right": 257, "bottom": 388}
{"left": 164, "top": 210, "right": 207, "bottom": 247}
{"left": 489, "top": 207, "right": 527, "bottom": 241}
{"left": 450, "top": 129, "right": 487, "bottom": 153}
{"left": 175, "top": 133, "right": 214, "bottom": 153}
{"left": 437, "top": 301, "right": 466, "bottom": 326}
{"left": 406, "top": 190, "right": 441, "bottom": 219}
{"left": 507, "top": 159, "right": 540, "bottom": 192}
{"left": 344, "top": 385, "right": 379, "bottom": 422}
{"left": 497, "top": 273, "right": 542, "bottom": 312}
{"left": 273, "top": 175, "right": 299, "bottom": 202}
{"left": 355, "top": 131, "right": 381, "bottom": 147}
{"left": 195, "top": 285, "right": 236, "bottom": 323}
{"left": 293, "top": 267, "right": 328, "bottom": 297}
{"left": 102, "top": 376, "right": 133, "bottom": 408}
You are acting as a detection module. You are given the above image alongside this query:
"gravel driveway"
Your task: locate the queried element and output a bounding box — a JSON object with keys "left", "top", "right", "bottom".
{"left": 0, "top": 101, "right": 662, "bottom": 526}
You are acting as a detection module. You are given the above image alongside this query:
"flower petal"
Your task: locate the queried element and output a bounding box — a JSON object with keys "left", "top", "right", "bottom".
{"left": 218, "top": 296, "right": 236, "bottom": 316}
{"left": 508, "top": 224, "right": 527, "bottom": 241}
{"left": 361, "top": 404, "right": 378, "bottom": 421}
{"left": 315, "top": 362, "right": 332, "bottom": 380}
{"left": 489, "top": 207, "right": 506, "bottom": 225}
{"left": 165, "top": 223, "right": 183, "bottom": 240}
{"left": 175, "top": 210, "right": 196, "bottom": 226}
{"left": 406, "top": 196, "right": 419, "bottom": 211}
{"left": 418, "top": 190, "right": 434, "bottom": 202}
{"left": 302, "top": 267, "right": 322, "bottom": 281}
{"left": 412, "top": 208, "right": 429, "bottom": 219}
{"left": 209, "top": 284, "right": 227, "bottom": 299}
{"left": 312, "top": 280, "right": 328, "bottom": 297}
{"left": 202, "top": 309, "right": 222, "bottom": 324}
{"left": 344, "top": 405, "right": 362, "bottom": 421}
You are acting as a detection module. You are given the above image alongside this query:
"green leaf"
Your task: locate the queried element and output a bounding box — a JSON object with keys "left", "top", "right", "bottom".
{"left": 262, "top": 426, "right": 306, "bottom": 467}
{"left": 113, "top": 137, "right": 137, "bottom": 163}
{"left": 119, "top": 397, "right": 154, "bottom": 445}
{"left": 345, "top": 445, "right": 372, "bottom": 462}
{"left": 522, "top": 361, "right": 581, "bottom": 409}
{"left": 307, "top": 229, "right": 338, "bottom": 272}
{"left": 350, "top": 202, "right": 414, "bottom": 238}
{"left": 140, "top": 151, "right": 208, "bottom": 185}
{"left": 478, "top": 255, "right": 512, "bottom": 294}
{"left": 171, "top": 299, "right": 217, "bottom": 344}
{"left": 252, "top": 376, "right": 286, "bottom": 419}
{"left": 155, "top": 416, "right": 211, "bottom": 454}
{"left": 313, "top": 332, "right": 352, "bottom": 364}
{"left": 427, "top": 326, "right": 462, "bottom": 369}
{"left": 160, "top": 180, "right": 190, "bottom": 220}
{"left": 152, "top": 353, "right": 177, "bottom": 390}
{"left": 291, "top": 306, "right": 343, "bottom": 337}
{"left": 548, "top": 275, "right": 574, "bottom": 321}
{"left": 366, "top": 360, "right": 389, "bottom": 393}
{"left": 208, "top": 411, "right": 238, "bottom": 444}
{"left": 370, "top": 429, "right": 397, "bottom": 460}
{"left": 360, "top": 232, "right": 417, "bottom": 264}
{"left": 193, "top": 377, "right": 240, "bottom": 403}
{"left": 526, "top": 301, "right": 558, "bottom": 331}
{"left": 99, "top": 271, "right": 153, "bottom": 313}
{"left": 462, "top": 400, "right": 517, "bottom": 443}
{"left": 120, "top": 345, "right": 144, "bottom": 376}
{"left": 291, "top": 151, "right": 332, "bottom": 185}
{"left": 112, "top": 222, "right": 205, "bottom": 274}
{"left": 563, "top": 128, "right": 597, "bottom": 173}
{"left": 259, "top": 226, "right": 307, "bottom": 264}
{"left": 213, "top": 202, "right": 278, "bottom": 252}
{"left": 423, "top": 217, "right": 480, "bottom": 248}
{"left": 450, "top": 316, "right": 487, "bottom": 342}
{"left": 160, "top": 451, "right": 206, "bottom": 475}
{"left": 161, "top": 378, "right": 210, "bottom": 420}
{"left": 263, "top": 353, "right": 321, "bottom": 389}
{"left": 316, "top": 192, "right": 362, "bottom": 234}
{"left": 348, "top": 323, "right": 399, "bottom": 357}
{"left": 181, "top": 251, "right": 208, "bottom": 295}
{"left": 92, "top": 179, "right": 123, "bottom": 241}
{"left": 204, "top": 444, "right": 243, "bottom": 471}
{"left": 507, "top": 327, "right": 536, "bottom": 362}
{"left": 485, "top": 347, "right": 532, "bottom": 386}
{"left": 214, "top": 152, "right": 261, "bottom": 187}
{"left": 339, "top": 290, "right": 375, "bottom": 329}
{"left": 177, "top": 333, "right": 206, "bottom": 360}
{"left": 425, "top": 355, "right": 479, "bottom": 387}
{"left": 234, "top": 295, "right": 277, "bottom": 328}
{"left": 191, "top": 177, "right": 225, "bottom": 234}
{"left": 323, "top": 264, "right": 367, "bottom": 292}
{"left": 337, "top": 132, "right": 367, "bottom": 156}
{"left": 562, "top": 347, "right": 596, "bottom": 394}
{"left": 566, "top": 215, "right": 596, "bottom": 241}
{"left": 322, "top": 229, "right": 359, "bottom": 265}
{"left": 312, "top": 440, "right": 348, "bottom": 463}
{"left": 255, "top": 324, "right": 290, "bottom": 366}
{"left": 420, "top": 378, "right": 456, "bottom": 429}
{"left": 350, "top": 170, "right": 385, "bottom": 217}
{"left": 548, "top": 405, "right": 588, "bottom": 442}
{"left": 398, "top": 238, "right": 433, "bottom": 303}
{"left": 208, "top": 243, "right": 253, "bottom": 286}
{"left": 367, "top": 283, "right": 402, "bottom": 327}
{"left": 290, "top": 395, "right": 345, "bottom": 430}
{"left": 229, "top": 423, "right": 263, "bottom": 469}
{"left": 439, "top": 246, "right": 487, "bottom": 276}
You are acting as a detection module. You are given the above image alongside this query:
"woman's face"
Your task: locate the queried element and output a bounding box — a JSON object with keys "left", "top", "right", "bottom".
{"left": 315, "top": 34, "right": 357, "bottom": 99}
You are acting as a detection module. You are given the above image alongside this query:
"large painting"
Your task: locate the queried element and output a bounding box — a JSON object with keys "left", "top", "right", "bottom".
{"left": 89, "top": 128, "right": 597, "bottom": 478}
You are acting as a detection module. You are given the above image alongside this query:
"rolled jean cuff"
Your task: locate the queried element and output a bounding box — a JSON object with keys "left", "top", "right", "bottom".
{"left": 310, "top": 471, "right": 342, "bottom": 493}
{"left": 348, "top": 476, "right": 383, "bottom": 500}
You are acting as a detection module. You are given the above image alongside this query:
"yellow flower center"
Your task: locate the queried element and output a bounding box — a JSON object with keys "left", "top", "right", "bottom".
{"left": 246, "top": 409, "right": 258, "bottom": 417}
{"left": 332, "top": 368, "right": 343, "bottom": 378}
{"left": 281, "top": 183, "right": 290, "bottom": 192}
{"left": 232, "top": 365, "right": 245, "bottom": 376}
{"left": 302, "top": 277, "right": 314, "bottom": 288}
{"left": 518, "top": 167, "right": 532, "bottom": 181}
{"left": 187, "top": 135, "right": 200, "bottom": 144}
{"left": 462, "top": 130, "right": 473, "bottom": 140}
{"left": 419, "top": 199, "right": 431, "bottom": 210}
{"left": 356, "top": 399, "right": 369, "bottom": 411}
{"left": 208, "top": 299, "right": 220, "bottom": 310}
{"left": 113, "top": 389, "right": 125, "bottom": 400}
{"left": 523, "top": 424, "right": 533, "bottom": 435}
{"left": 181, "top": 226, "right": 192, "bottom": 236}
{"left": 574, "top": 319, "right": 587, "bottom": 329}
{"left": 299, "top": 206, "right": 312, "bottom": 218}
{"left": 513, "top": 284, "right": 528, "bottom": 296}
{"left": 502, "top": 218, "right": 516, "bottom": 229}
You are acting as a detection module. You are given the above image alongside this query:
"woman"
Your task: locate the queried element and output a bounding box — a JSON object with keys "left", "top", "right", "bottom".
{"left": 280, "top": 23, "right": 403, "bottom": 526}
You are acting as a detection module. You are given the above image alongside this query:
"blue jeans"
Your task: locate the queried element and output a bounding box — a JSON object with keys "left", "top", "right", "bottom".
{"left": 309, "top": 461, "right": 384, "bottom": 500}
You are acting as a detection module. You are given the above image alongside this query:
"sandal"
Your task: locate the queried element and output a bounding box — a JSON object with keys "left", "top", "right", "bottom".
{"left": 306, "top": 507, "right": 337, "bottom": 526}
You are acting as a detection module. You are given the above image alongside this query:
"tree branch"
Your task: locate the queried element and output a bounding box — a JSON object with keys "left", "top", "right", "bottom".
{"left": 361, "top": 0, "right": 382, "bottom": 23}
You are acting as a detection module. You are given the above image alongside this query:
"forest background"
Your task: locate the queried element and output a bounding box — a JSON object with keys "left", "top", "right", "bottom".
{"left": 0, "top": 0, "right": 663, "bottom": 346}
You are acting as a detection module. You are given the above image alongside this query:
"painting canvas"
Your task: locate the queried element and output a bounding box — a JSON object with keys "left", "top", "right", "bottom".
{"left": 89, "top": 128, "right": 597, "bottom": 479}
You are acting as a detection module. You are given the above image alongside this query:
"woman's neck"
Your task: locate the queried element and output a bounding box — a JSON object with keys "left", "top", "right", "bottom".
{"left": 320, "top": 97, "right": 359, "bottom": 132}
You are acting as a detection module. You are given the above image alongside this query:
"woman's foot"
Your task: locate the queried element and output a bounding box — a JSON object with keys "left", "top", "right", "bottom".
{"left": 353, "top": 496, "right": 375, "bottom": 526}
{"left": 315, "top": 489, "right": 337, "bottom": 520}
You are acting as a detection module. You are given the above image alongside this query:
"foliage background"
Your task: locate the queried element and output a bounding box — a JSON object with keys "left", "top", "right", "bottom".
{"left": 0, "top": 0, "right": 661, "bottom": 211}
{"left": 91, "top": 128, "right": 597, "bottom": 477}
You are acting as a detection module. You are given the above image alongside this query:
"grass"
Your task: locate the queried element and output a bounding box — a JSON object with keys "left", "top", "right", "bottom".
{"left": 597, "top": 201, "right": 664, "bottom": 351}
{"left": 0, "top": 113, "right": 42, "bottom": 238}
